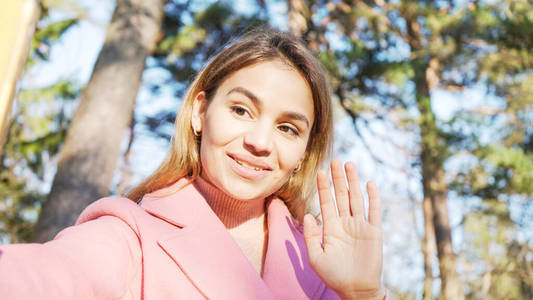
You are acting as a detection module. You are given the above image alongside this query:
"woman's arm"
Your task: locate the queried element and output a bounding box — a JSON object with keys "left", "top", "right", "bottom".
{"left": 0, "top": 215, "right": 142, "bottom": 300}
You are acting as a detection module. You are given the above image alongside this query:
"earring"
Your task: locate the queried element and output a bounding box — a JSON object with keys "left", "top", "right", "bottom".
{"left": 193, "top": 127, "right": 201, "bottom": 137}
{"left": 293, "top": 161, "right": 302, "bottom": 174}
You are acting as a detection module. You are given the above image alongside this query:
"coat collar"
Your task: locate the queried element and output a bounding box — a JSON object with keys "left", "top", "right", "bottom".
{"left": 140, "top": 179, "right": 325, "bottom": 299}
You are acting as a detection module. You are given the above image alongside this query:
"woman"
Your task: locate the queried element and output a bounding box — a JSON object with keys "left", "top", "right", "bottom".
{"left": 0, "top": 28, "right": 387, "bottom": 300}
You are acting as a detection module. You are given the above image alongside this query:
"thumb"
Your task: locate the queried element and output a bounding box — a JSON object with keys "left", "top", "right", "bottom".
{"left": 303, "top": 214, "right": 323, "bottom": 263}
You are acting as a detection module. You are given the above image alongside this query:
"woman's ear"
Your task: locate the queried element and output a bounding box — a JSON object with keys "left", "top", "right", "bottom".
{"left": 191, "top": 91, "right": 207, "bottom": 135}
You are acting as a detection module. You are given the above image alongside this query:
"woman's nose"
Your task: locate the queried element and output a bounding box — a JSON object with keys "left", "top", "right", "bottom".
{"left": 243, "top": 122, "right": 273, "bottom": 157}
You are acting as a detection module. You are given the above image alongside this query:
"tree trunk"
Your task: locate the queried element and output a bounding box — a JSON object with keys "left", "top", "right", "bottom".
{"left": 416, "top": 67, "right": 464, "bottom": 300}
{"left": 33, "top": 0, "right": 166, "bottom": 242}
{"left": 422, "top": 194, "right": 436, "bottom": 300}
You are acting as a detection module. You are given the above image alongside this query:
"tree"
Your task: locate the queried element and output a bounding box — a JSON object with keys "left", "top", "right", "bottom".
{"left": 449, "top": 1, "right": 533, "bottom": 297}
{"left": 33, "top": 0, "right": 166, "bottom": 242}
{"left": 284, "top": 1, "right": 463, "bottom": 297}
{"left": 309, "top": 0, "right": 533, "bottom": 298}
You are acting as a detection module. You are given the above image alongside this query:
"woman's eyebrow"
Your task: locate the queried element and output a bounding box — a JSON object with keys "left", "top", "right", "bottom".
{"left": 283, "top": 112, "right": 310, "bottom": 129}
{"left": 226, "top": 86, "right": 310, "bottom": 128}
{"left": 226, "top": 86, "right": 262, "bottom": 108}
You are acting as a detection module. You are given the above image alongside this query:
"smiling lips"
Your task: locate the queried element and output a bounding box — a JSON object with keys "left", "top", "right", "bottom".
{"left": 227, "top": 153, "right": 272, "bottom": 180}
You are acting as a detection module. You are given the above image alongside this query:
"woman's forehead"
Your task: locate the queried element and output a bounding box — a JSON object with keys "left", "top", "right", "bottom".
{"left": 214, "top": 60, "right": 315, "bottom": 122}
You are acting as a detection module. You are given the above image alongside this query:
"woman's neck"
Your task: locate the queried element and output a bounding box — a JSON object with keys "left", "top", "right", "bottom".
{"left": 193, "top": 176, "right": 266, "bottom": 229}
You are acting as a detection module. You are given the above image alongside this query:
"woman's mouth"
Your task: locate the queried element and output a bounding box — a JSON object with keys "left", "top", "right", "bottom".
{"left": 227, "top": 153, "right": 271, "bottom": 180}
{"left": 233, "top": 158, "right": 265, "bottom": 171}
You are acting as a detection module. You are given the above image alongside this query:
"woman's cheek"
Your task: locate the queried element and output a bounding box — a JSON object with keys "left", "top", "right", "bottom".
{"left": 278, "top": 139, "right": 307, "bottom": 170}
{"left": 205, "top": 114, "right": 239, "bottom": 144}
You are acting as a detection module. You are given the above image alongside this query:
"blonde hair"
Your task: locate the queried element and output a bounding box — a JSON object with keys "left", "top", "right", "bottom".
{"left": 127, "top": 27, "right": 333, "bottom": 223}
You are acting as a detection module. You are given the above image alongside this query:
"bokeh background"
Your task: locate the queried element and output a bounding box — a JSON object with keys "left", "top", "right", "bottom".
{"left": 1, "top": 0, "right": 532, "bottom": 299}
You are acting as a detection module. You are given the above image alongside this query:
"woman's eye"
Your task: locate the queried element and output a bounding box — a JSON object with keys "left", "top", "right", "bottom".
{"left": 279, "top": 125, "right": 299, "bottom": 136}
{"left": 230, "top": 106, "right": 250, "bottom": 117}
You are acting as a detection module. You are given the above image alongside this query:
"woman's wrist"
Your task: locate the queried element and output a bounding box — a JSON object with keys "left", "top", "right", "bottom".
{"left": 338, "top": 286, "right": 387, "bottom": 300}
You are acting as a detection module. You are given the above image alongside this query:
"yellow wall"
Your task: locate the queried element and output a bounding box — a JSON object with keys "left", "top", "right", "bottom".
{"left": 0, "top": 0, "right": 39, "bottom": 154}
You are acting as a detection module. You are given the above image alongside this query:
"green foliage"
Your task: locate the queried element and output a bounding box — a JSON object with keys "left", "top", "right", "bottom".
{"left": 463, "top": 208, "right": 533, "bottom": 299}
{"left": 311, "top": 0, "right": 533, "bottom": 297}
{"left": 382, "top": 62, "right": 414, "bottom": 86}
{"left": 29, "top": 18, "right": 78, "bottom": 66}
{"left": 346, "top": 40, "right": 368, "bottom": 61}
{"left": 0, "top": 5, "right": 80, "bottom": 242}
{"left": 194, "top": 2, "right": 233, "bottom": 29}
{"left": 317, "top": 51, "right": 341, "bottom": 78}
{"left": 455, "top": 145, "right": 533, "bottom": 199}
{"left": 484, "top": 146, "right": 533, "bottom": 195}
{"left": 0, "top": 171, "right": 42, "bottom": 243}
{"left": 157, "top": 25, "right": 207, "bottom": 60}
{"left": 0, "top": 79, "right": 79, "bottom": 242}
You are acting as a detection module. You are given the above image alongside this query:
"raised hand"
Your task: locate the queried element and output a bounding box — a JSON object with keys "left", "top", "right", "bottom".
{"left": 303, "top": 159, "right": 385, "bottom": 300}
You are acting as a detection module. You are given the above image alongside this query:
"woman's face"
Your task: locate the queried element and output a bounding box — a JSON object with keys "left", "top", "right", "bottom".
{"left": 192, "top": 59, "right": 314, "bottom": 201}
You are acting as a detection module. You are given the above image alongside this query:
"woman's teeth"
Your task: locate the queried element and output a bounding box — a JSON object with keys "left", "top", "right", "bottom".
{"left": 235, "top": 159, "right": 263, "bottom": 171}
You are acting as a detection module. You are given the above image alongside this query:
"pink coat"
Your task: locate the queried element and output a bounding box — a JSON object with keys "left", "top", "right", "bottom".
{"left": 0, "top": 179, "right": 342, "bottom": 299}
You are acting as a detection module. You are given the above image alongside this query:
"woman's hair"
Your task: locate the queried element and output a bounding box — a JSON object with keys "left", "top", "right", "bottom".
{"left": 127, "top": 27, "right": 333, "bottom": 223}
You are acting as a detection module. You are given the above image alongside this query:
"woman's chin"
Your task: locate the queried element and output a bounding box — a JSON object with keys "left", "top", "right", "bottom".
{"left": 201, "top": 168, "right": 283, "bottom": 201}
{"left": 223, "top": 187, "right": 268, "bottom": 202}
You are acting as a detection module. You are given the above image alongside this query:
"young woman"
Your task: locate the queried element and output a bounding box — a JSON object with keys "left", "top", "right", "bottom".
{"left": 0, "top": 28, "right": 387, "bottom": 300}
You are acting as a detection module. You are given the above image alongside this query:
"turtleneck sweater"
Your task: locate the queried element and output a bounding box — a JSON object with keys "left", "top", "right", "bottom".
{"left": 193, "top": 176, "right": 269, "bottom": 276}
{"left": 193, "top": 176, "right": 267, "bottom": 229}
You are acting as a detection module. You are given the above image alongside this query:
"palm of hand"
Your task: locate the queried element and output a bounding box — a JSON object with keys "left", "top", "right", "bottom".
{"left": 303, "top": 159, "right": 383, "bottom": 298}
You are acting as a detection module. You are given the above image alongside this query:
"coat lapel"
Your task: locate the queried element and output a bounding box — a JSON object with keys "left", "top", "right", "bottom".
{"left": 141, "top": 179, "right": 325, "bottom": 299}
{"left": 262, "top": 198, "right": 326, "bottom": 299}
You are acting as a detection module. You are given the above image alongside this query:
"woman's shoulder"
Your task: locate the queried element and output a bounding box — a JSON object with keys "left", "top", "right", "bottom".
{"left": 77, "top": 178, "right": 193, "bottom": 226}
{"left": 75, "top": 196, "right": 147, "bottom": 228}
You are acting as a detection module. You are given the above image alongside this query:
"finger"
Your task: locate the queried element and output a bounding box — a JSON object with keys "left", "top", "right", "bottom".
{"left": 367, "top": 181, "right": 382, "bottom": 226}
{"left": 345, "top": 162, "right": 365, "bottom": 220}
{"left": 331, "top": 159, "right": 350, "bottom": 217}
{"left": 317, "top": 170, "right": 337, "bottom": 231}
{"left": 303, "top": 214, "right": 323, "bottom": 263}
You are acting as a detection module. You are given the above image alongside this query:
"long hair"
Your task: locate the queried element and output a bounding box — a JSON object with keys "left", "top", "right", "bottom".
{"left": 127, "top": 27, "right": 333, "bottom": 223}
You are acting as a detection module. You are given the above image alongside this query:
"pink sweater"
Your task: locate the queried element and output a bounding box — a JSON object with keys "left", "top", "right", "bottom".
{"left": 0, "top": 178, "right": 342, "bottom": 299}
